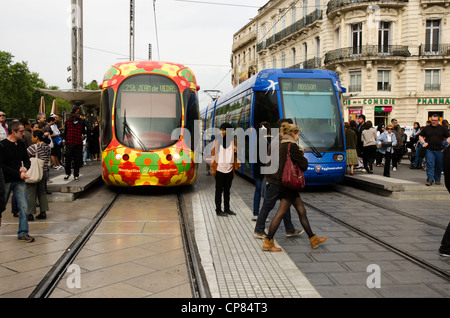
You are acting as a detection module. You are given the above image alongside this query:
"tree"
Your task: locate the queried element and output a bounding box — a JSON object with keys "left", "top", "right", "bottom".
{"left": 0, "top": 51, "right": 72, "bottom": 119}
{"left": 0, "top": 51, "right": 34, "bottom": 117}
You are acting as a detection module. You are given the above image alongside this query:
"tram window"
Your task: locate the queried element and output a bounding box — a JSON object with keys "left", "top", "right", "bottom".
{"left": 115, "top": 74, "right": 182, "bottom": 150}
{"left": 183, "top": 89, "right": 200, "bottom": 149}
{"left": 280, "top": 78, "right": 344, "bottom": 152}
{"left": 100, "top": 87, "right": 114, "bottom": 150}
{"left": 254, "top": 91, "right": 279, "bottom": 130}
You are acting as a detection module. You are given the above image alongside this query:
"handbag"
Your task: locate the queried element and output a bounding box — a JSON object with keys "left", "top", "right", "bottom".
{"left": 282, "top": 143, "right": 306, "bottom": 191}
{"left": 26, "top": 144, "right": 44, "bottom": 184}
{"left": 53, "top": 135, "right": 63, "bottom": 146}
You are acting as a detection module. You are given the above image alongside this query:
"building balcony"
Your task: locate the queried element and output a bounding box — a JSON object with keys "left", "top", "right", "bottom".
{"left": 290, "top": 57, "right": 322, "bottom": 69}
{"left": 324, "top": 45, "right": 410, "bottom": 64}
{"left": 326, "top": 0, "right": 408, "bottom": 18}
{"left": 232, "top": 30, "right": 257, "bottom": 53}
{"left": 257, "top": 10, "right": 322, "bottom": 53}
{"left": 420, "top": 0, "right": 450, "bottom": 7}
{"left": 419, "top": 44, "right": 450, "bottom": 58}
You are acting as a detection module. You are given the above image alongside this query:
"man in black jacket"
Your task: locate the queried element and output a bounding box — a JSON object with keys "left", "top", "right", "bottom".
{"left": 0, "top": 121, "right": 34, "bottom": 242}
{"left": 439, "top": 145, "right": 450, "bottom": 257}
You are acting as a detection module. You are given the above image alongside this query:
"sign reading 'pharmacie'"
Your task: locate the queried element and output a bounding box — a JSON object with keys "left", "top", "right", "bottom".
{"left": 417, "top": 98, "right": 450, "bottom": 105}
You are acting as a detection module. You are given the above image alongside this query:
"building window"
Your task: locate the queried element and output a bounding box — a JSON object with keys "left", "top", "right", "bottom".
{"left": 378, "top": 21, "right": 391, "bottom": 53}
{"left": 351, "top": 23, "right": 362, "bottom": 55}
{"left": 335, "top": 27, "right": 340, "bottom": 49}
{"left": 292, "top": 48, "right": 296, "bottom": 66}
{"left": 282, "top": 52, "right": 286, "bottom": 68}
{"left": 303, "top": 43, "right": 307, "bottom": 62}
{"left": 273, "top": 56, "right": 277, "bottom": 69}
{"left": 349, "top": 70, "right": 362, "bottom": 92}
{"left": 377, "top": 69, "right": 391, "bottom": 91}
{"left": 425, "top": 69, "right": 440, "bottom": 91}
{"left": 425, "top": 20, "right": 440, "bottom": 53}
{"left": 292, "top": 6, "right": 296, "bottom": 24}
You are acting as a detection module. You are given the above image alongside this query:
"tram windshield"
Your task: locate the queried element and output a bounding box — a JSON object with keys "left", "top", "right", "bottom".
{"left": 115, "top": 74, "right": 182, "bottom": 150}
{"left": 280, "top": 78, "right": 344, "bottom": 152}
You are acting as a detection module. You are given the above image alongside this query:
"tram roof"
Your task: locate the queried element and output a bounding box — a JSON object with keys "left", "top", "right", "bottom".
{"left": 209, "top": 68, "right": 343, "bottom": 109}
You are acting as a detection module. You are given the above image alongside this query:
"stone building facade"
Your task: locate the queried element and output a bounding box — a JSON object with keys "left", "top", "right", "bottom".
{"left": 231, "top": 0, "right": 450, "bottom": 128}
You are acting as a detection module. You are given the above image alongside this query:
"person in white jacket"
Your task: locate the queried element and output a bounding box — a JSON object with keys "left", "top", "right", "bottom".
{"left": 377, "top": 124, "right": 398, "bottom": 177}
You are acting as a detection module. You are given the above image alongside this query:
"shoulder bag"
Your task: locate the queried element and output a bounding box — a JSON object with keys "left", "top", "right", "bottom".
{"left": 26, "top": 144, "right": 44, "bottom": 184}
{"left": 282, "top": 143, "right": 306, "bottom": 191}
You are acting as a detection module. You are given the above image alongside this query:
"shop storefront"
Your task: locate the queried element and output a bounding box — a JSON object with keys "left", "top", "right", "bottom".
{"left": 343, "top": 98, "right": 395, "bottom": 126}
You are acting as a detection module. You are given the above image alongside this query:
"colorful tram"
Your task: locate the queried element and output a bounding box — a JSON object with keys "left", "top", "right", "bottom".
{"left": 100, "top": 61, "right": 200, "bottom": 187}
{"left": 201, "top": 68, "right": 347, "bottom": 186}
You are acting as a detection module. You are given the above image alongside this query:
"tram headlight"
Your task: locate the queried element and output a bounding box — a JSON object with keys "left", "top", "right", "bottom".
{"left": 115, "top": 154, "right": 122, "bottom": 161}
{"left": 173, "top": 153, "right": 181, "bottom": 161}
{"left": 333, "top": 154, "right": 344, "bottom": 161}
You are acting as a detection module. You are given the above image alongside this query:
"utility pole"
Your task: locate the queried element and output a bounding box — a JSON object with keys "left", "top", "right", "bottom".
{"left": 130, "top": 0, "right": 135, "bottom": 61}
{"left": 71, "top": 0, "right": 83, "bottom": 90}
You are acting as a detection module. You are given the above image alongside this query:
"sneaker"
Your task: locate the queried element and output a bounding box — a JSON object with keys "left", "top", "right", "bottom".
{"left": 426, "top": 179, "right": 433, "bottom": 186}
{"left": 64, "top": 175, "right": 70, "bottom": 180}
{"left": 286, "top": 229, "right": 305, "bottom": 237}
{"left": 225, "top": 210, "right": 236, "bottom": 215}
{"left": 435, "top": 180, "right": 441, "bottom": 185}
{"left": 18, "top": 234, "right": 35, "bottom": 243}
{"left": 74, "top": 176, "right": 79, "bottom": 181}
{"left": 251, "top": 216, "right": 258, "bottom": 221}
{"left": 439, "top": 251, "right": 450, "bottom": 257}
{"left": 253, "top": 232, "right": 267, "bottom": 239}
{"left": 392, "top": 167, "right": 397, "bottom": 172}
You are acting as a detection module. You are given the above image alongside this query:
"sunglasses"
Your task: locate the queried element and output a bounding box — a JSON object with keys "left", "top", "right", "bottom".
{"left": 387, "top": 128, "right": 393, "bottom": 130}
{"left": 0, "top": 114, "right": 5, "bottom": 117}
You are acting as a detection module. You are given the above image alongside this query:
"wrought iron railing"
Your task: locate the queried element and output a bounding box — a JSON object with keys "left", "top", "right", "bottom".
{"left": 257, "top": 10, "right": 322, "bottom": 52}
{"left": 419, "top": 44, "right": 450, "bottom": 56}
{"left": 326, "top": 0, "right": 408, "bottom": 15}
{"left": 324, "top": 45, "right": 410, "bottom": 63}
{"left": 290, "top": 57, "right": 322, "bottom": 69}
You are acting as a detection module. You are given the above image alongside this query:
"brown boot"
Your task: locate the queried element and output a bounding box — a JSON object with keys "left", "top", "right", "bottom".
{"left": 262, "top": 238, "right": 282, "bottom": 252}
{"left": 309, "top": 234, "right": 327, "bottom": 249}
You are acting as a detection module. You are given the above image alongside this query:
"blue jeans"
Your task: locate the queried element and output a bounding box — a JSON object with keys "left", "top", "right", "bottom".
{"left": 5, "top": 181, "right": 30, "bottom": 238}
{"left": 254, "top": 183, "right": 295, "bottom": 234}
{"left": 425, "top": 149, "right": 444, "bottom": 182}
{"left": 414, "top": 143, "right": 424, "bottom": 168}
{"left": 253, "top": 176, "right": 265, "bottom": 216}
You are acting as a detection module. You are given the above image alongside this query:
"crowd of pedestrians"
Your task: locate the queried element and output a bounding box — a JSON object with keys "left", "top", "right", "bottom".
{"left": 345, "top": 114, "right": 450, "bottom": 186}
{"left": 210, "top": 119, "right": 327, "bottom": 252}
{"left": 0, "top": 106, "right": 100, "bottom": 243}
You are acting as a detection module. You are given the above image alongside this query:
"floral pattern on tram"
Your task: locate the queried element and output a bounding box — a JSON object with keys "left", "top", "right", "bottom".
{"left": 100, "top": 61, "right": 198, "bottom": 187}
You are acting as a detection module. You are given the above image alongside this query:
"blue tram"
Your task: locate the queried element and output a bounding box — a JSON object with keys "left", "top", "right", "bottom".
{"left": 201, "top": 68, "right": 347, "bottom": 186}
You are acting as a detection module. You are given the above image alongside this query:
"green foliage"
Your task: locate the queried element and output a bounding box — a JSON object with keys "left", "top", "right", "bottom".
{"left": 0, "top": 50, "right": 96, "bottom": 119}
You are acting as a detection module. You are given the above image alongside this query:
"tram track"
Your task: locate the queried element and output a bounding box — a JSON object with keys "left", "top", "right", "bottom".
{"left": 28, "top": 187, "right": 209, "bottom": 298}
{"left": 302, "top": 188, "right": 450, "bottom": 283}
{"left": 28, "top": 192, "right": 120, "bottom": 298}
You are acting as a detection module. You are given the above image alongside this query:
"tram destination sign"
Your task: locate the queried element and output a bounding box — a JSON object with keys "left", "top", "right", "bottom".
{"left": 281, "top": 78, "right": 334, "bottom": 92}
{"left": 122, "top": 83, "right": 178, "bottom": 93}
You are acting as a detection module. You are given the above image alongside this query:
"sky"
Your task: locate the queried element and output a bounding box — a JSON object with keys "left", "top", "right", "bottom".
{"left": 0, "top": 0, "right": 268, "bottom": 110}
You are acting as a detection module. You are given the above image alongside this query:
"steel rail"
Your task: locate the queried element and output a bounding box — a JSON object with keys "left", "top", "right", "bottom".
{"left": 177, "top": 192, "right": 211, "bottom": 298}
{"left": 303, "top": 199, "right": 450, "bottom": 283}
{"left": 28, "top": 192, "right": 120, "bottom": 298}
